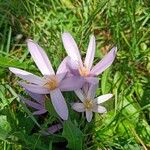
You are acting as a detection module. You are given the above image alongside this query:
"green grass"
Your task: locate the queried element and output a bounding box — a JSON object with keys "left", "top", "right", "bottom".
{"left": 0, "top": 0, "right": 150, "bottom": 149}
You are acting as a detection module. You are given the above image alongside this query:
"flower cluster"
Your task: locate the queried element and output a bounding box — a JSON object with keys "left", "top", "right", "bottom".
{"left": 9, "top": 32, "right": 117, "bottom": 122}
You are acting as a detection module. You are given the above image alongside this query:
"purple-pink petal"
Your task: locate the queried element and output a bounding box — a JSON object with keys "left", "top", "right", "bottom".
{"left": 62, "top": 32, "right": 82, "bottom": 66}
{"left": 55, "top": 73, "right": 67, "bottom": 84}
{"left": 56, "top": 56, "right": 69, "bottom": 82}
{"left": 92, "top": 105, "right": 107, "bottom": 113}
{"left": 72, "top": 103, "right": 85, "bottom": 112}
{"left": 66, "top": 57, "right": 80, "bottom": 76}
{"left": 19, "top": 82, "right": 50, "bottom": 94}
{"left": 20, "top": 96, "right": 44, "bottom": 110}
{"left": 74, "top": 89, "right": 85, "bottom": 102}
{"left": 87, "top": 84, "right": 98, "bottom": 99}
{"left": 86, "top": 110, "right": 93, "bottom": 122}
{"left": 47, "top": 124, "right": 62, "bottom": 134}
{"left": 85, "top": 77, "right": 99, "bottom": 85}
{"left": 95, "top": 94, "right": 113, "bottom": 104}
{"left": 56, "top": 56, "right": 70, "bottom": 78}
{"left": 84, "top": 35, "right": 95, "bottom": 70}
{"left": 50, "top": 89, "right": 68, "bottom": 120}
{"left": 33, "top": 109, "right": 47, "bottom": 115}
{"left": 27, "top": 39, "right": 55, "bottom": 75}
{"left": 90, "top": 47, "right": 117, "bottom": 75}
{"left": 25, "top": 90, "right": 45, "bottom": 105}
{"left": 82, "top": 83, "right": 89, "bottom": 94}
{"left": 9, "top": 67, "right": 43, "bottom": 85}
{"left": 59, "top": 76, "right": 85, "bottom": 91}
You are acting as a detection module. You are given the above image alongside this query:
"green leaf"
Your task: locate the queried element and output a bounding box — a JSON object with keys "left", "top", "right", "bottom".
{"left": 122, "top": 96, "right": 139, "bottom": 121}
{"left": 62, "top": 120, "right": 84, "bottom": 150}
{"left": 124, "top": 143, "right": 143, "bottom": 150}
{"left": 45, "top": 98, "right": 58, "bottom": 117}
{"left": 13, "top": 131, "right": 48, "bottom": 150}
{"left": 0, "top": 56, "right": 26, "bottom": 68}
{"left": 20, "top": 100, "right": 41, "bottom": 128}
{"left": 0, "top": 115, "right": 11, "bottom": 140}
{"left": 113, "top": 71, "right": 124, "bottom": 89}
{"left": 101, "top": 68, "right": 111, "bottom": 94}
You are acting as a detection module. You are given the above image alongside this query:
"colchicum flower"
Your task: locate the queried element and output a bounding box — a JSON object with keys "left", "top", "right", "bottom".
{"left": 21, "top": 91, "right": 62, "bottom": 135}
{"left": 20, "top": 90, "right": 47, "bottom": 115}
{"left": 9, "top": 40, "right": 84, "bottom": 120}
{"left": 72, "top": 85, "right": 113, "bottom": 122}
{"left": 62, "top": 32, "right": 117, "bottom": 82}
{"left": 45, "top": 124, "right": 62, "bottom": 135}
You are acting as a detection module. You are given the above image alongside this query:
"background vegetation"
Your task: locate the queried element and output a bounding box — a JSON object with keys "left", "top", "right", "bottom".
{"left": 0, "top": 0, "right": 150, "bottom": 149}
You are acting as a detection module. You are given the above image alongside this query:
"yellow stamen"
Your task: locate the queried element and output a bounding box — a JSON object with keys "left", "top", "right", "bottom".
{"left": 78, "top": 66, "right": 89, "bottom": 77}
{"left": 83, "top": 99, "right": 93, "bottom": 110}
{"left": 43, "top": 76, "right": 58, "bottom": 90}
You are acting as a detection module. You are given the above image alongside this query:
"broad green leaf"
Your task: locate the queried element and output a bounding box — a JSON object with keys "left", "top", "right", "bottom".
{"left": 62, "top": 120, "right": 83, "bottom": 150}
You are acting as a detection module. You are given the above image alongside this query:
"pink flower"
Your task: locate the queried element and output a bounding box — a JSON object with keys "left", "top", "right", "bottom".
{"left": 42, "top": 123, "right": 62, "bottom": 135}
{"left": 72, "top": 85, "right": 113, "bottom": 122}
{"left": 9, "top": 40, "right": 84, "bottom": 120}
{"left": 20, "top": 90, "right": 47, "bottom": 115}
{"left": 62, "top": 32, "right": 117, "bottom": 82}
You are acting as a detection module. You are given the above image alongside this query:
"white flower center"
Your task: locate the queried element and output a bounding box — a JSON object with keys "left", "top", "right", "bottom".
{"left": 43, "top": 75, "right": 58, "bottom": 90}
{"left": 83, "top": 99, "right": 93, "bottom": 110}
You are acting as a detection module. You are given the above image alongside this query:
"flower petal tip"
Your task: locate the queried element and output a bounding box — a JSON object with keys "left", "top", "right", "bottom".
{"left": 26, "top": 39, "right": 33, "bottom": 43}
{"left": 113, "top": 47, "right": 117, "bottom": 53}
{"left": 60, "top": 111, "right": 68, "bottom": 120}
{"left": 62, "top": 115, "right": 68, "bottom": 121}
{"left": 62, "top": 32, "right": 70, "bottom": 36}
{"left": 18, "top": 81, "right": 24, "bottom": 87}
{"left": 108, "top": 93, "right": 113, "bottom": 97}
{"left": 107, "top": 94, "right": 113, "bottom": 100}
{"left": 91, "top": 35, "right": 95, "bottom": 40}
{"left": 9, "top": 67, "right": 13, "bottom": 72}
{"left": 9, "top": 67, "right": 18, "bottom": 72}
